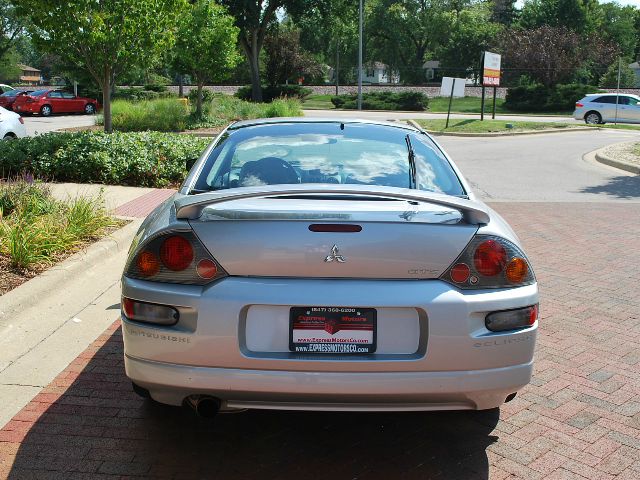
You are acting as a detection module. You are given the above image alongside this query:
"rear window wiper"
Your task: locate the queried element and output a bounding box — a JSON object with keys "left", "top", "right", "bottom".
{"left": 405, "top": 134, "right": 417, "bottom": 189}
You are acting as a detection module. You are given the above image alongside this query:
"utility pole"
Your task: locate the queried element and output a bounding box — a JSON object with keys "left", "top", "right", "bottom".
{"left": 335, "top": 41, "right": 340, "bottom": 96}
{"left": 614, "top": 57, "right": 621, "bottom": 125}
{"left": 357, "top": 0, "right": 363, "bottom": 110}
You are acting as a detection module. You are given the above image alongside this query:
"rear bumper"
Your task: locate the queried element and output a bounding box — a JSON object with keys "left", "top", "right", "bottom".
{"left": 126, "top": 354, "right": 533, "bottom": 411}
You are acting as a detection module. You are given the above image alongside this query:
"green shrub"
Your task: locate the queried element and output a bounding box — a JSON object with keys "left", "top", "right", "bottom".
{"left": 0, "top": 179, "right": 115, "bottom": 269}
{"left": 114, "top": 86, "right": 176, "bottom": 102}
{"left": 0, "top": 132, "right": 209, "bottom": 188}
{"left": 143, "top": 83, "right": 168, "bottom": 93}
{"left": 97, "top": 98, "right": 189, "bottom": 132}
{"left": 330, "top": 91, "right": 428, "bottom": 111}
{"left": 236, "top": 84, "right": 313, "bottom": 102}
{"left": 187, "top": 88, "right": 219, "bottom": 105}
{"left": 505, "top": 83, "right": 602, "bottom": 112}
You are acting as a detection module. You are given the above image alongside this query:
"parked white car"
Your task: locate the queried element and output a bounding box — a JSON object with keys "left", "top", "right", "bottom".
{"left": 0, "top": 106, "right": 27, "bottom": 139}
{"left": 574, "top": 93, "right": 640, "bottom": 124}
{"left": 0, "top": 84, "right": 15, "bottom": 94}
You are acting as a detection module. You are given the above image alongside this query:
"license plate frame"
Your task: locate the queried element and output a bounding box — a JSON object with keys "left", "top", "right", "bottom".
{"left": 289, "top": 306, "right": 377, "bottom": 354}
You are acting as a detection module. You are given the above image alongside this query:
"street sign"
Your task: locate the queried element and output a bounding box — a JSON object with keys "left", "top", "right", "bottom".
{"left": 440, "top": 77, "right": 466, "bottom": 98}
{"left": 482, "top": 52, "right": 501, "bottom": 87}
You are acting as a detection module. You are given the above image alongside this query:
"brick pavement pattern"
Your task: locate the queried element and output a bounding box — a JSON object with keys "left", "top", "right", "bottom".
{"left": 114, "top": 189, "right": 176, "bottom": 219}
{"left": 1, "top": 202, "right": 639, "bottom": 479}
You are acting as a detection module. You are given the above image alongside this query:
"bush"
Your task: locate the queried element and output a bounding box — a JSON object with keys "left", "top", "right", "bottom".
{"left": 330, "top": 91, "right": 428, "bottom": 111}
{"left": 114, "top": 86, "right": 176, "bottom": 102}
{"left": 143, "top": 83, "right": 168, "bottom": 93}
{"left": 187, "top": 88, "right": 219, "bottom": 105}
{"left": 505, "top": 83, "right": 602, "bottom": 112}
{"left": 97, "top": 98, "right": 189, "bottom": 132}
{"left": 0, "top": 179, "right": 116, "bottom": 269}
{"left": 0, "top": 132, "right": 210, "bottom": 188}
{"left": 236, "top": 84, "right": 313, "bottom": 102}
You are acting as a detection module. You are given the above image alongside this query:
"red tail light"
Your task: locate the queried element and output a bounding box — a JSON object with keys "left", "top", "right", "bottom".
{"left": 575, "top": 102, "right": 584, "bottom": 108}
{"left": 124, "top": 231, "right": 226, "bottom": 285}
{"left": 473, "top": 240, "right": 506, "bottom": 276}
{"left": 441, "top": 235, "right": 535, "bottom": 289}
{"left": 18, "top": 117, "right": 24, "bottom": 125}
{"left": 160, "top": 235, "right": 194, "bottom": 271}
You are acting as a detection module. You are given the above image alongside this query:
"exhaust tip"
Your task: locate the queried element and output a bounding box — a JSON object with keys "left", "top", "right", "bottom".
{"left": 185, "top": 395, "right": 221, "bottom": 418}
{"left": 505, "top": 392, "right": 517, "bottom": 403}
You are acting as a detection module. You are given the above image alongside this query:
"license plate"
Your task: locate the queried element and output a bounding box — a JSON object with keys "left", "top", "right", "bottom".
{"left": 290, "top": 306, "right": 376, "bottom": 354}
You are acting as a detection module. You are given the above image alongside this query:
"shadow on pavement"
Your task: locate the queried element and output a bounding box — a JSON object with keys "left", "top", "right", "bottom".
{"left": 4, "top": 326, "right": 499, "bottom": 480}
{"left": 579, "top": 174, "right": 640, "bottom": 199}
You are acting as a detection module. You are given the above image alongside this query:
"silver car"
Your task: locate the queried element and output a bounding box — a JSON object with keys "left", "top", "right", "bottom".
{"left": 574, "top": 93, "right": 640, "bottom": 124}
{"left": 121, "top": 119, "right": 538, "bottom": 417}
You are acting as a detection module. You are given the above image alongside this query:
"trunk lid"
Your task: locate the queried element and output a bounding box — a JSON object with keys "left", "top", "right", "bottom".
{"left": 189, "top": 196, "right": 477, "bottom": 279}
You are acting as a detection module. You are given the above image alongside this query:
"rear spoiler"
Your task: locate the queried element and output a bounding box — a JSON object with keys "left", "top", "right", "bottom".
{"left": 175, "top": 184, "right": 490, "bottom": 224}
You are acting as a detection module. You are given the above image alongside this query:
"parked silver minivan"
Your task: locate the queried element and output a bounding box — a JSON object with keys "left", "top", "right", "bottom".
{"left": 574, "top": 93, "right": 640, "bottom": 124}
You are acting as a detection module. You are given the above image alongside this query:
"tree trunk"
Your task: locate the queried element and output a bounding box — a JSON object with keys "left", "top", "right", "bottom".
{"left": 248, "top": 32, "right": 262, "bottom": 102}
{"left": 178, "top": 75, "right": 184, "bottom": 97}
{"left": 196, "top": 81, "right": 204, "bottom": 118}
{"left": 102, "top": 68, "right": 113, "bottom": 134}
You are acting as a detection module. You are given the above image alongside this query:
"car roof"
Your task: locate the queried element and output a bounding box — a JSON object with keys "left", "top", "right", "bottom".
{"left": 584, "top": 93, "right": 640, "bottom": 99}
{"left": 227, "top": 117, "right": 419, "bottom": 132}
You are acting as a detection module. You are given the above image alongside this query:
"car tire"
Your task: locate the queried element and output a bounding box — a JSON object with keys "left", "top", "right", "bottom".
{"left": 40, "top": 105, "right": 52, "bottom": 116}
{"left": 84, "top": 103, "right": 96, "bottom": 115}
{"left": 2, "top": 133, "right": 16, "bottom": 140}
{"left": 584, "top": 111, "right": 602, "bottom": 125}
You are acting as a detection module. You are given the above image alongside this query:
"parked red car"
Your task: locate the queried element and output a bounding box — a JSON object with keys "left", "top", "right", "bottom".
{"left": 0, "top": 90, "right": 32, "bottom": 111}
{"left": 12, "top": 89, "right": 100, "bottom": 116}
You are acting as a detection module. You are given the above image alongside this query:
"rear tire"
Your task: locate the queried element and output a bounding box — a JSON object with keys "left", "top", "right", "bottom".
{"left": 40, "top": 105, "right": 52, "bottom": 116}
{"left": 84, "top": 103, "right": 96, "bottom": 114}
{"left": 584, "top": 111, "right": 602, "bottom": 125}
{"left": 3, "top": 133, "right": 16, "bottom": 140}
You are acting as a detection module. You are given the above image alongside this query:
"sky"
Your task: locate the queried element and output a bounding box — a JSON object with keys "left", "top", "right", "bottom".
{"left": 516, "top": 0, "right": 640, "bottom": 6}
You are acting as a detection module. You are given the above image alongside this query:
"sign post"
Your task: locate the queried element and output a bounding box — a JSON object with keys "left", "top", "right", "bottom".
{"left": 481, "top": 51, "right": 501, "bottom": 121}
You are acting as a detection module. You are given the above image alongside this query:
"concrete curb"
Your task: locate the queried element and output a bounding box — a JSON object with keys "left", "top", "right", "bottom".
{"left": 0, "top": 220, "right": 139, "bottom": 320}
{"left": 0, "top": 219, "right": 142, "bottom": 428}
{"left": 594, "top": 142, "right": 640, "bottom": 175}
{"left": 418, "top": 126, "right": 595, "bottom": 137}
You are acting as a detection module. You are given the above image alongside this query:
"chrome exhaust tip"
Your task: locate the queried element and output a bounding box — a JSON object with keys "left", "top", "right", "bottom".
{"left": 185, "top": 395, "right": 221, "bottom": 418}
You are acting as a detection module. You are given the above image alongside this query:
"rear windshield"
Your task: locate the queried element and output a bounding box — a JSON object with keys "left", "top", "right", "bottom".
{"left": 192, "top": 123, "right": 466, "bottom": 196}
{"left": 30, "top": 90, "right": 49, "bottom": 97}
{"left": 1, "top": 90, "right": 20, "bottom": 97}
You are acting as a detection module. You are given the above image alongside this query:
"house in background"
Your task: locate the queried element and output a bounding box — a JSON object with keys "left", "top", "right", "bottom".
{"left": 423, "top": 60, "right": 441, "bottom": 82}
{"left": 361, "top": 62, "right": 399, "bottom": 84}
{"left": 18, "top": 64, "right": 43, "bottom": 86}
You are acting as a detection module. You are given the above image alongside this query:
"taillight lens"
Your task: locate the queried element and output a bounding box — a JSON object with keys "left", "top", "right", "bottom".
{"left": 441, "top": 235, "right": 535, "bottom": 289}
{"left": 124, "top": 231, "right": 226, "bottom": 285}
{"left": 122, "top": 297, "right": 179, "bottom": 325}
{"left": 575, "top": 102, "right": 584, "bottom": 108}
{"left": 18, "top": 117, "right": 24, "bottom": 125}
{"left": 485, "top": 305, "right": 538, "bottom": 332}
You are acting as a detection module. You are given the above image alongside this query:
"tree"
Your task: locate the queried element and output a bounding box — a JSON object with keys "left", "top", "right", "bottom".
{"left": 13, "top": 0, "right": 185, "bottom": 132}
{"left": 518, "top": 0, "right": 602, "bottom": 35}
{"left": 439, "top": 2, "right": 502, "bottom": 80}
{"left": 0, "top": 47, "right": 19, "bottom": 82}
{"left": 174, "top": 0, "right": 240, "bottom": 117}
{"left": 599, "top": 61, "right": 637, "bottom": 88}
{"left": 498, "top": 26, "right": 618, "bottom": 87}
{"left": 491, "top": 0, "right": 517, "bottom": 25}
{"left": 264, "top": 24, "right": 323, "bottom": 85}
{"left": 368, "top": 0, "right": 456, "bottom": 85}
{"left": 219, "top": 0, "right": 320, "bottom": 101}
{"left": 600, "top": 3, "right": 637, "bottom": 60}
{"left": 0, "top": 0, "right": 24, "bottom": 60}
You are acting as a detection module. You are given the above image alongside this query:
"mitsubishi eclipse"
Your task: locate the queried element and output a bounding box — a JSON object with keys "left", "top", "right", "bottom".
{"left": 121, "top": 118, "right": 538, "bottom": 417}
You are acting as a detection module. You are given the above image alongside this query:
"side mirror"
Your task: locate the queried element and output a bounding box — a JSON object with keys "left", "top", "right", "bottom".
{"left": 186, "top": 158, "right": 197, "bottom": 171}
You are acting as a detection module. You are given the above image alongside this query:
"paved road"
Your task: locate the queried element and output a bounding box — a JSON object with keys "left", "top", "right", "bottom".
{"left": 438, "top": 129, "right": 640, "bottom": 203}
{"left": 22, "top": 114, "right": 96, "bottom": 136}
{"left": 304, "top": 108, "right": 577, "bottom": 124}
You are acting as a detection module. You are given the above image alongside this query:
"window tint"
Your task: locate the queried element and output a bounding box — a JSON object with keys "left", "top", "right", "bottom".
{"left": 30, "top": 90, "right": 49, "bottom": 97}
{"left": 48, "top": 91, "right": 62, "bottom": 98}
{"left": 62, "top": 92, "right": 75, "bottom": 99}
{"left": 594, "top": 96, "right": 616, "bottom": 104}
{"left": 625, "top": 97, "right": 639, "bottom": 106}
{"left": 194, "top": 123, "right": 466, "bottom": 196}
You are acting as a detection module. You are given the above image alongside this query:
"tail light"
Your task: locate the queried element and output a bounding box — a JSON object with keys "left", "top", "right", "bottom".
{"left": 441, "top": 235, "right": 535, "bottom": 289}
{"left": 486, "top": 305, "right": 538, "bottom": 331}
{"left": 575, "top": 102, "right": 584, "bottom": 108}
{"left": 18, "top": 117, "right": 24, "bottom": 125}
{"left": 124, "top": 231, "right": 226, "bottom": 285}
{"left": 122, "top": 297, "right": 179, "bottom": 325}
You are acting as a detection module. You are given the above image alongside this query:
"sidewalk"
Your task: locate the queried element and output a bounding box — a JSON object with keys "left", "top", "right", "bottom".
{"left": 0, "top": 184, "right": 176, "bottom": 428}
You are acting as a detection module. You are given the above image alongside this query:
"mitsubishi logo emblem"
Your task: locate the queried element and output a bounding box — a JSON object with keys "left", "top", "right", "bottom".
{"left": 324, "top": 244, "right": 346, "bottom": 263}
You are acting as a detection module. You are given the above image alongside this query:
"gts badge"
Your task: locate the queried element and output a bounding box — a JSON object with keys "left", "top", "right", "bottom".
{"left": 408, "top": 268, "right": 440, "bottom": 275}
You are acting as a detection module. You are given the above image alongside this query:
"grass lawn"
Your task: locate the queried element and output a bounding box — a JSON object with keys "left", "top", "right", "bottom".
{"left": 590, "top": 123, "right": 640, "bottom": 131}
{"left": 428, "top": 96, "right": 508, "bottom": 114}
{"left": 414, "top": 118, "right": 580, "bottom": 134}
{"left": 302, "top": 94, "right": 335, "bottom": 109}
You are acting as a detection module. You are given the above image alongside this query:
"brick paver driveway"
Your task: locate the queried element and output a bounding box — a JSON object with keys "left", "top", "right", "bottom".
{"left": 1, "top": 200, "right": 638, "bottom": 479}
